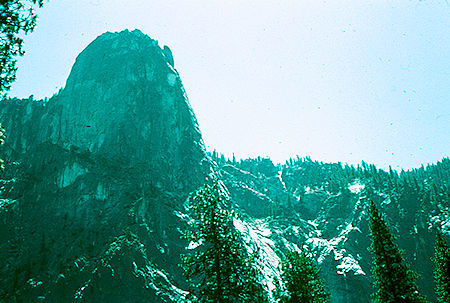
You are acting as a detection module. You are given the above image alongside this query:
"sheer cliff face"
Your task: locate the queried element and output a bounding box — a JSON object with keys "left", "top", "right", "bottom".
{"left": 60, "top": 30, "right": 205, "bottom": 183}
{"left": 1, "top": 29, "right": 441, "bottom": 303}
{"left": 2, "top": 29, "right": 206, "bottom": 190}
{"left": 216, "top": 159, "right": 440, "bottom": 303}
{"left": 0, "top": 30, "right": 209, "bottom": 302}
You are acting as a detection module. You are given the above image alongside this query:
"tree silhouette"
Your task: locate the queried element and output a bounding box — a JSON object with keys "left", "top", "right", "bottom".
{"left": 274, "top": 249, "right": 330, "bottom": 303}
{"left": 433, "top": 230, "right": 450, "bottom": 303}
{"left": 0, "top": 0, "right": 44, "bottom": 95}
{"left": 181, "top": 180, "right": 267, "bottom": 302}
{"left": 369, "top": 201, "right": 428, "bottom": 303}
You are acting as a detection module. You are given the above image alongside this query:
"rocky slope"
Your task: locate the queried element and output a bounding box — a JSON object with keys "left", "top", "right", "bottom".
{"left": 213, "top": 156, "right": 449, "bottom": 302}
{"left": 0, "top": 29, "right": 448, "bottom": 302}
{"left": 0, "top": 29, "right": 210, "bottom": 302}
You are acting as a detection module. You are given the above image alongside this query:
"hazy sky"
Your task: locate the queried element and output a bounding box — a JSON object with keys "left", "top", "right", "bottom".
{"left": 10, "top": 0, "right": 450, "bottom": 170}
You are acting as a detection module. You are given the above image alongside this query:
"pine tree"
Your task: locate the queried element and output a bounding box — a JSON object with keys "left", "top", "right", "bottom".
{"left": 274, "top": 249, "right": 330, "bottom": 303}
{"left": 1, "top": 0, "right": 45, "bottom": 95}
{"left": 369, "top": 201, "right": 428, "bottom": 303}
{"left": 181, "top": 180, "right": 267, "bottom": 303}
{"left": 433, "top": 231, "right": 450, "bottom": 303}
{"left": 0, "top": 0, "right": 44, "bottom": 171}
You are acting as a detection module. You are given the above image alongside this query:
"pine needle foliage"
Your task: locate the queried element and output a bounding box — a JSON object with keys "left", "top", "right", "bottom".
{"left": 369, "top": 201, "right": 428, "bottom": 303}
{"left": 0, "top": 0, "right": 44, "bottom": 170}
{"left": 433, "top": 231, "right": 450, "bottom": 303}
{"left": 275, "top": 249, "right": 330, "bottom": 303}
{"left": 0, "top": 0, "right": 44, "bottom": 95}
{"left": 181, "top": 180, "right": 267, "bottom": 303}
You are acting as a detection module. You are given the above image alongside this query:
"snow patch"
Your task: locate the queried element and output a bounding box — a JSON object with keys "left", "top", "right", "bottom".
{"left": 336, "top": 255, "right": 366, "bottom": 276}
{"left": 308, "top": 220, "right": 319, "bottom": 229}
{"left": 429, "top": 215, "right": 450, "bottom": 235}
{"left": 348, "top": 180, "right": 365, "bottom": 194}
{"left": 187, "top": 240, "right": 203, "bottom": 250}
{"left": 306, "top": 222, "right": 365, "bottom": 276}
{"left": 234, "top": 218, "right": 281, "bottom": 301}
{"left": 277, "top": 170, "right": 287, "bottom": 191}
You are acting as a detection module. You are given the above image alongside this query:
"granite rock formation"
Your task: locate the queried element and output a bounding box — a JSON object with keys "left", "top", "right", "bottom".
{"left": 0, "top": 30, "right": 447, "bottom": 303}
{"left": 0, "top": 29, "right": 209, "bottom": 302}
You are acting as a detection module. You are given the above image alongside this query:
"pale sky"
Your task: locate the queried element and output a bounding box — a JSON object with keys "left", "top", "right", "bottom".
{"left": 9, "top": 0, "right": 450, "bottom": 170}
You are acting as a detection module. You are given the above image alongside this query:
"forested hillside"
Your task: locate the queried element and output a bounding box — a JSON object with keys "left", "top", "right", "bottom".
{"left": 211, "top": 152, "right": 449, "bottom": 302}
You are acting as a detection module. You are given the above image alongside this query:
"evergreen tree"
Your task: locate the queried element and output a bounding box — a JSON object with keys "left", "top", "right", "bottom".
{"left": 433, "top": 231, "right": 450, "bottom": 303}
{"left": 369, "top": 201, "right": 428, "bottom": 303}
{"left": 1, "top": 0, "right": 45, "bottom": 95}
{"left": 274, "top": 249, "right": 330, "bottom": 303}
{"left": 182, "top": 180, "right": 267, "bottom": 303}
{"left": 0, "top": 0, "right": 44, "bottom": 171}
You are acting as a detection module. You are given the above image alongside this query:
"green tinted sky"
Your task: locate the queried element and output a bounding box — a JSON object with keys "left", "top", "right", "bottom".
{"left": 10, "top": 0, "right": 450, "bottom": 170}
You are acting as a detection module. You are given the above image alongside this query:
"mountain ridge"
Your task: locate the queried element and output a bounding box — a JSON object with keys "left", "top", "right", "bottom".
{"left": 0, "top": 29, "right": 210, "bottom": 302}
{"left": 0, "top": 29, "right": 448, "bottom": 302}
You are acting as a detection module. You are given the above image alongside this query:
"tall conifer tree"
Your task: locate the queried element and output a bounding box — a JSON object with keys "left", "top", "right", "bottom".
{"left": 274, "top": 249, "right": 330, "bottom": 303}
{"left": 182, "top": 180, "right": 267, "bottom": 302}
{"left": 433, "top": 231, "right": 450, "bottom": 303}
{"left": 0, "top": 0, "right": 44, "bottom": 169}
{"left": 1, "top": 0, "right": 44, "bottom": 95}
{"left": 369, "top": 201, "right": 428, "bottom": 303}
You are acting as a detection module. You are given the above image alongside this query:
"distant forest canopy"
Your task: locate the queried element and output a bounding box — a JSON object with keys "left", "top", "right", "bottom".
{"left": 211, "top": 151, "right": 449, "bottom": 217}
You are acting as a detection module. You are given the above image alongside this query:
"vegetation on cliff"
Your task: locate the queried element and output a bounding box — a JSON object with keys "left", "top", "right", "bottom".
{"left": 369, "top": 201, "right": 428, "bottom": 303}
{"left": 181, "top": 180, "right": 267, "bottom": 302}
{"left": 274, "top": 249, "right": 330, "bottom": 303}
{"left": 434, "top": 231, "right": 450, "bottom": 303}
